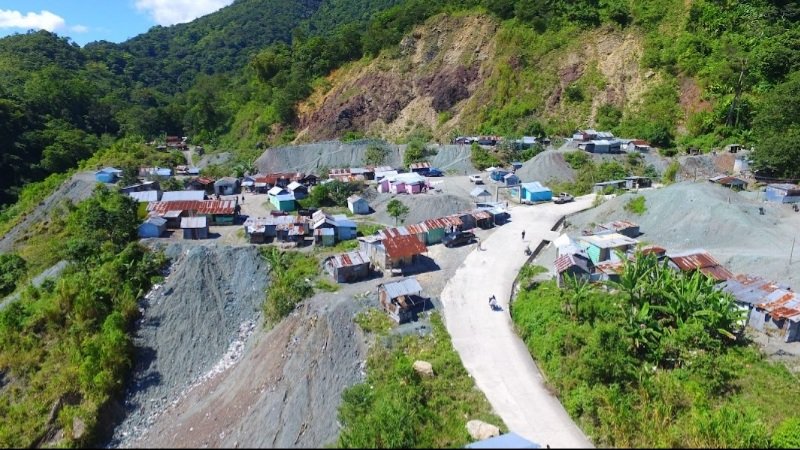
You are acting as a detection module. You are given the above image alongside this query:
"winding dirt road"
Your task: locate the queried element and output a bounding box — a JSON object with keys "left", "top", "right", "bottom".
{"left": 440, "top": 195, "right": 596, "bottom": 448}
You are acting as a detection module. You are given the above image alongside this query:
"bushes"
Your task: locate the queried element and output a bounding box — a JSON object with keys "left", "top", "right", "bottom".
{"left": 663, "top": 160, "right": 680, "bottom": 184}
{"left": 337, "top": 313, "right": 504, "bottom": 448}
{"left": 624, "top": 195, "right": 647, "bottom": 214}
{"left": 0, "top": 188, "right": 165, "bottom": 447}
{"left": 511, "top": 254, "right": 795, "bottom": 447}
{"left": 261, "top": 248, "right": 320, "bottom": 323}
{"left": 470, "top": 143, "right": 501, "bottom": 170}
{"left": 0, "top": 253, "right": 27, "bottom": 296}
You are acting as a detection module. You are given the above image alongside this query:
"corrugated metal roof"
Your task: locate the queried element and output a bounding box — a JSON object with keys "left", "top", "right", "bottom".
{"left": 326, "top": 250, "right": 370, "bottom": 269}
{"left": 180, "top": 216, "right": 207, "bottom": 228}
{"left": 757, "top": 289, "right": 800, "bottom": 322}
{"left": 471, "top": 187, "right": 491, "bottom": 197}
{"left": 149, "top": 200, "right": 236, "bottom": 215}
{"left": 409, "top": 162, "right": 431, "bottom": 170}
{"left": 143, "top": 216, "right": 167, "bottom": 226}
{"left": 667, "top": 249, "right": 733, "bottom": 281}
{"left": 347, "top": 194, "right": 365, "bottom": 203}
{"left": 470, "top": 210, "right": 492, "bottom": 220}
{"left": 598, "top": 220, "right": 638, "bottom": 232}
{"left": 162, "top": 190, "right": 205, "bottom": 202}
{"left": 520, "top": 182, "right": 550, "bottom": 193}
{"left": 581, "top": 233, "right": 638, "bottom": 249}
{"left": 380, "top": 277, "right": 423, "bottom": 299}
{"left": 129, "top": 191, "right": 160, "bottom": 202}
{"left": 382, "top": 234, "right": 427, "bottom": 259}
{"left": 720, "top": 274, "right": 785, "bottom": 306}
{"left": 314, "top": 228, "right": 335, "bottom": 235}
{"left": 596, "top": 261, "right": 625, "bottom": 275}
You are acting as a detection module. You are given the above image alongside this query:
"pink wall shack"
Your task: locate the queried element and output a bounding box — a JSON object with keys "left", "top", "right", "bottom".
{"left": 406, "top": 183, "right": 422, "bottom": 194}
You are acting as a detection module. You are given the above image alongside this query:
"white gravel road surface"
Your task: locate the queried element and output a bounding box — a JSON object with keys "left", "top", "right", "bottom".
{"left": 440, "top": 195, "right": 596, "bottom": 448}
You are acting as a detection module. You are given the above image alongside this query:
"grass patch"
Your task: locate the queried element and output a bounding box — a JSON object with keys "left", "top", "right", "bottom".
{"left": 315, "top": 278, "right": 340, "bottom": 292}
{"left": 337, "top": 313, "right": 505, "bottom": 448}
{"left": 0, "top": 172, "right": 69, "bottom": 238}
{"left": 624, "top": 195, "right": 647, "bottom": 215}
{"left": 261, "top": 248, "right": 320, "bottom": 323}
{"left": 354, "top": 308, "right": 394, "bottom": 336}
{"left": 357, "top": 222, "right": 385, "bottom": 237}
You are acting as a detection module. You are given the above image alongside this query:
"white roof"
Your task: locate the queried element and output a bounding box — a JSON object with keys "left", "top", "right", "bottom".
{"left": 161, "top": 190, "right": 205, "bottom": 201}
{"left": 580, "top": 233, "right": 638, "bottom": 249}
{"left": 470, "top": 187, "right": 490, "bottom": 197}
{"left": 142, "top": 216, "right": 167, "bottom": 227}
{"left": 268, "top": 186, "right": 287, "bottom": 196}
{"left": 380, "top": 277, "right": 423, "bottom": 299}
{"left": 180, "top": 216, "right": 207, "bottom": 229}
{"left": 129, "top": 191, "right": 160, "bottom": 202}
{"left": 287, "top": 181, "right": 303, "bottom": 190}
{"left": 387, "top": 172, "right": 426, "bottom": 184}
{"left": 484, "top": 166, "right": 499, "bottom": 172}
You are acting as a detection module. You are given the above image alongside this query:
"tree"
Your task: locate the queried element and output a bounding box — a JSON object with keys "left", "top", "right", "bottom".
{"left": 0, "top": 253, "right": 27, "bottom": 296}
{"left": 752, "top": 72, "right": 800, "bottom": 178}
{"left": 386, "top": 199, "right": 410, "bottom": 226}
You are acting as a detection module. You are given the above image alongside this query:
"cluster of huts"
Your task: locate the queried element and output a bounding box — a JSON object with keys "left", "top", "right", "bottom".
{"left": 572, "top": 129, "right": 653, "bottom": 154}
{"left": 243, "top": 210, "right": 357, "bottom": 246}
{"left": 554, "top": 221, "right": 800, "bottom": 343}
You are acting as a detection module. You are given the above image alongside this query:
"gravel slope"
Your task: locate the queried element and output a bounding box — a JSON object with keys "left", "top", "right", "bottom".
{"left": 109, "top": 243, "right": 268, "bottom": 447}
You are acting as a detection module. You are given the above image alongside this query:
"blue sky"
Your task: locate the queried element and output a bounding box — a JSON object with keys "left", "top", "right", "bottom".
{"left": 0, "top": 0, "right": 235, "bottom": 46}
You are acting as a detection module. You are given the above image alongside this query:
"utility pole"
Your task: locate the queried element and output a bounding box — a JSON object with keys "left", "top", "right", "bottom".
{"left": 791, "top": 236, "right": 796, "bottom": 265}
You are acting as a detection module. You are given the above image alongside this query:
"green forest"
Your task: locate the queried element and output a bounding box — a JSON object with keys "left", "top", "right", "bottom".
{"left": 1, "top": 0, "right": 799, "bottom": 208}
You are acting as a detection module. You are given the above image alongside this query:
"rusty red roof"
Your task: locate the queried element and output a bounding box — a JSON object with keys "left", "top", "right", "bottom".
{"left": 640, "top": 245, "right": 667, "bottom": 256}
{"left": 409, "top": 162, "right": 431, "bottom": 170}
{"left": 668, "top": 250, "right": 733, "bottom": 281}
{"left": 148, "top": 200, "right": 236, "bottom": 215}
{"left": 191, "top": 177, "right": 215, "bottom": 185}
{"left": 757, "top": 290, "right": 800, "bottom": 321}
{"left": 382, "top": 234, "right": 427, "bottom": 259}
{"left": 325, "top": 250, "right": 370, "bottom": 269}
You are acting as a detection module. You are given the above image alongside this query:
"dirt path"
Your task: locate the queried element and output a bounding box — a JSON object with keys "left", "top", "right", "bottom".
{"left": 440, "top": 196, "right": 596, "bottom": 448}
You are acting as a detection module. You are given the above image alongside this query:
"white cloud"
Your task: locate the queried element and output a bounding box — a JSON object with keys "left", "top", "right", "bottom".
{"left": 134, "top": 0, "right": 234, "bottom": 26}
{"left": 0, "top": 9, "right": 65, "bottom": 31}
{"left": 70, "top": 25, "right": 89, "bottom": 33}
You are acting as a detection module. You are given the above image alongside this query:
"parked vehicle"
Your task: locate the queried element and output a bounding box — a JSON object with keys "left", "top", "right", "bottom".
{"left": 468, "top": 174, "right": 483, "bottom": 184}
{"left": 426, "top": 168, "right": 444, "bottom": 177}
{"left": 553, "top": 192, "right": 574, "bottom": 204}
{"left": 443, "top": 230, "right": 476, "bottom": 248}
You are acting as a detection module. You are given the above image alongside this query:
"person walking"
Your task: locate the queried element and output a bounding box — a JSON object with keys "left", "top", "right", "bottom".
{"left": 521, "top": 230, "right": 526, "bottom": 240}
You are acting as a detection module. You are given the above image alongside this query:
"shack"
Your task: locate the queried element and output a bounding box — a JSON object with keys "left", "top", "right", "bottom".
{"left": 624, "top": 176, "right": 652, "bottom": 189}
{"left": 764, "top": 183, "right": 800, "bottom": 203}
{"left": 503, "top": 173, "right": 520, "bottom": 186}
{"left": 593, "top": 180, "right": 627, "bottom": 193}
{"left": 128, "top": 190, "right": 161, "bottom": 203}
{"left": 554, "top": 251, "right": 593, "bottom": 287}
{"left": 314, "top": 228, "right": 336, "bottom": 246}
{"left": 138, "top": 216, "right": 167, "bottom": 238}
{"left": 378, "top": 277, "right": 426, "bottom": 323}
{"left": 579, "top": 233, "right": 638, "bottom": 264}
{"left": 95, "top": 167, "right": 122, "bottom": 183}
{"left": 287, "top": 181, "right": 308, "bottom": 200}
{"left": 187, "top": 177, "right": 215, "bottom": 193}
{"left": 347, "top": 195, "right": 370, "bottom": 215}
{"left": 666, "top": 249, "right": 733, "bottom": 282}
{"left": 593, "top": 220, "right": 640, "bottom": 238}
{"left": 214, "top": 177, "right": 239, "bottom": 196}
{"left": 520, "top": 182, "right": 552, "bottom": 203}
{"left": 323, "top": 250, "right": 371, "bottom": 283}
{"left": 269, "top": 186, "right": 296, "bottom": 212}
{"left": 709, "top": 175, "right": 747, "bottom": 190}
{"left": 181, "top": 216, "right": 209, "bottom": 240}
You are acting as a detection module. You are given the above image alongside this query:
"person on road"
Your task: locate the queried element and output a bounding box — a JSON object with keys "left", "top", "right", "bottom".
{"left": 521, "top": 230, "right": 526, "bottom": 240}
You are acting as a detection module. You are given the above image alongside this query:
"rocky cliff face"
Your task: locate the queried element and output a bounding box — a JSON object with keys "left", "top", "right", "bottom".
{"left": 296, "top": 14, "right": 499, "bottom": 142}
{"left": 295, "top": 14, "right": 675, "bottom": 142}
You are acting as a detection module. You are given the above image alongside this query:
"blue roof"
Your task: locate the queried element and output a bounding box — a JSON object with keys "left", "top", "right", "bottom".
{"left": 520, "top": 182, "right": 550, "bottom": 193}
{"left": 466, "top": 432, "right": 540, "bottom": 449}
{"left": 97, "top": 167, "right": 122, "bottom": 174}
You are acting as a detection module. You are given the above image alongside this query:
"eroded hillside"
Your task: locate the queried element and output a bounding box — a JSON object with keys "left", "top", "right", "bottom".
{"left": 295, "top": 13, "right": 673, "bottom": 142}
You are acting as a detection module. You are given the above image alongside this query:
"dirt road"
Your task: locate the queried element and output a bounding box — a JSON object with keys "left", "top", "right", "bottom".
{"left": 440, "top": 195, "right": 596, "bottom": 448}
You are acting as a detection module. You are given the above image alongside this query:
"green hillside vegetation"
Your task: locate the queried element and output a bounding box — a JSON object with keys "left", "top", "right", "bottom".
{"left": 0, "top": 187, "right": 165, "bottom": 447}
{"left": 337, "top": 313, "right": 505, "bottom": 448}
{"left": 511, "top": 255, "right": 800, "bottom": 447}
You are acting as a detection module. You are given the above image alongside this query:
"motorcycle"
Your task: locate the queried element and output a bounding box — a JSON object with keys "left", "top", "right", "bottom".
{"left": 524, "top": 246, "right": 532, "bottom": 256}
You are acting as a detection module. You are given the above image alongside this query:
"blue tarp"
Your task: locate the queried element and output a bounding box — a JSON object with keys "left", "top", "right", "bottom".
{"left": 466, "top": 432, "right": 541, "bottom": 449}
